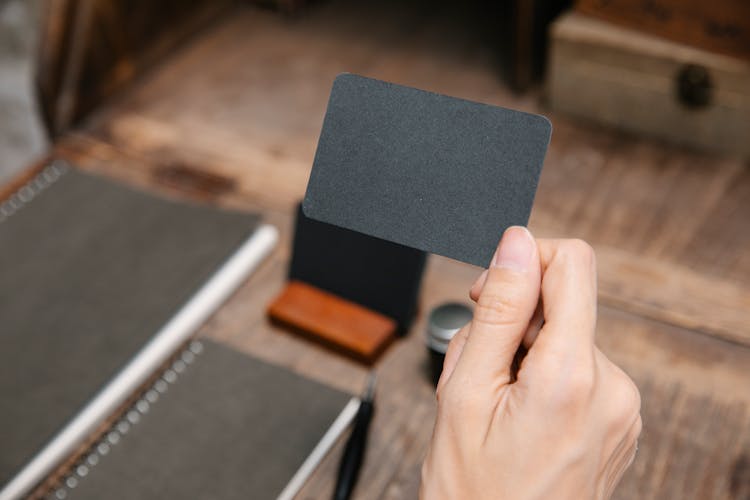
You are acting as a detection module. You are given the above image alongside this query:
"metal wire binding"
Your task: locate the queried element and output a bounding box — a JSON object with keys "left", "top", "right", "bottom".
{"left": 49, "top": 340, "right": 205, "bottom": 500}
{"left": 0, "top": 161, "right": 69, "bottom": 224}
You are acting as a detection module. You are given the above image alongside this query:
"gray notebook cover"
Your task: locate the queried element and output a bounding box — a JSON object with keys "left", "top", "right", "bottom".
{"left": 0, "top": 165, "right": 258, "bottom": 486}
{"left": 67, "top": 340, "right": 351, "bottom": 500}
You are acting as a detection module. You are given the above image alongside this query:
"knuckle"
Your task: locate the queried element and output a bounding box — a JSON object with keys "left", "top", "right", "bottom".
{"left": 545, "top": 364, "right": 597, "bottom": 411}
{"left": 562, "top": 368, "right": 597, "bottom": 404}
{"left": 618, "top": 375, "right": 641, "bottom": 413}
{"left": 559, "top": 239, "right": 596, "bottom": 269}
{"left": 608, "top": 374, "right": 642, "bottom": 428}
{"left": 623, "top": 378, "right": 642, "bottom": 415}
{"left": 473, "top": 290, "right": 525, "bottom": 328}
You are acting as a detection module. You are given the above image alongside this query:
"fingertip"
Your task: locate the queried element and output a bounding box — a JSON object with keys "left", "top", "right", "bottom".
{"left": 492, "top": 226, "right": 537, "bottom": 272}
{"left": 471, "top": 226, "right": 539, "bottom": 300}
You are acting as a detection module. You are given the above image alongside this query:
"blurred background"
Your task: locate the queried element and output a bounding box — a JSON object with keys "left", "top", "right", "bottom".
{"left": 1, "top": 1, "right": 748, "bottom": 498}
{"left": 0, "top": 0, "right": 46, "bottom": 183}
{"left": 2, "top": 0, "right": 748, "bottom": 170}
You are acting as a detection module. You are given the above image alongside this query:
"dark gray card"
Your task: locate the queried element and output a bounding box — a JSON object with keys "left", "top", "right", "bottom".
{"left": 303, "top": 74, "right": 551, "bottom": 267}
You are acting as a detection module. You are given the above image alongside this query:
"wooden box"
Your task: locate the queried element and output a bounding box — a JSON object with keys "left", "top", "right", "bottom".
{"left": 576, "top": 0, "right": 750, "bottom": 61}
{"left": 547, "top": 12, "right": 750, "bottom": 158}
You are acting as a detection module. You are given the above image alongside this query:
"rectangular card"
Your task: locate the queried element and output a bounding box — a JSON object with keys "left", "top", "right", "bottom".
{"left": 303, "top": 73, "right": 551, "bottom": 267}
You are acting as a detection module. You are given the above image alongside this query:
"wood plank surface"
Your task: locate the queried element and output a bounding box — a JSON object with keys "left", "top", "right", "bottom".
{"left": 42, "top": 1, "right": 750, "bottom": 498}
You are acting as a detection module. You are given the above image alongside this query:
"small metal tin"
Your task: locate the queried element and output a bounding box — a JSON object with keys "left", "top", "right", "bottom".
{"left": 426, "top": 302, "right": 473, "bottom": 385}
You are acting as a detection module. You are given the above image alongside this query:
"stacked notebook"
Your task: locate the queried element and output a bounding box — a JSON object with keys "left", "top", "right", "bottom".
{"left": 0, "top": 162, "right": 355, "bottom": 499}
{"left": 68, "top": 339, "right": 353, "bottom": 500}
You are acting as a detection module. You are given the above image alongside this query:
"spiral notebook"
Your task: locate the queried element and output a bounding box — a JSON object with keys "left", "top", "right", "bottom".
{"left": 0, "top": 162, "right": 354, "bottom": 499}
{"left": 56, "top": 339, "right": 355, "bottom": 500}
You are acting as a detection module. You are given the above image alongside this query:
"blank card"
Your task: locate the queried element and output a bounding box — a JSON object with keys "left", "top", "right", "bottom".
{"left": 303, "top": 74, "right": 551, "bottom": 267}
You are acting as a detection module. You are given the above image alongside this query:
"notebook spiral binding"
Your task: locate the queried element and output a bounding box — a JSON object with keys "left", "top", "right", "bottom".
{"left": 0, "top": 161, "right": 68, "bottom": 224}
{"left": 47, "top": 340, "right": 206, "bottom": 500}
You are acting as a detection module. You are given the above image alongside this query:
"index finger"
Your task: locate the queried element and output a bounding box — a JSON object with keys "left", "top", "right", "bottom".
{"left": 523, "top": 238, "right": 598, "bottom": 370}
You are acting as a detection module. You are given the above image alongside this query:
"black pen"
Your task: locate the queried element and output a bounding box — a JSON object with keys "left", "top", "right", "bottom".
{"left": 333, "top": 373, "right": 376, "bottom": 500}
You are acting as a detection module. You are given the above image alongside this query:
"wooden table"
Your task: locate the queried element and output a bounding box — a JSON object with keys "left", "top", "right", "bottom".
{"left": 31, "top": 3, "right": 750, "bottom": 498}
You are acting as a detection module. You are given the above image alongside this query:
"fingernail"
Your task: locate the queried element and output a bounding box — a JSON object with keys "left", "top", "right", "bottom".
{"left": 492, "top": 226, "right": 535, "bottom": 272}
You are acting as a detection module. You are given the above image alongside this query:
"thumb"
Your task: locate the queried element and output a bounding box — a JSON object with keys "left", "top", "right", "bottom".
{"left": 451, "top": 226, "right": 541, "bottom": 387}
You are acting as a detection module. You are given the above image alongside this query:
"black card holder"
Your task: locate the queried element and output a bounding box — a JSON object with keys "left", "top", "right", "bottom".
{"left": 289, "top": 203, "right": 426, "bottom": 334}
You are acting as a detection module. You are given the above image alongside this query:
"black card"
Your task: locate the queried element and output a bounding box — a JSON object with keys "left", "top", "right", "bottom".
{"left": 303, "top": 74, "right": 551, "bottom": 267}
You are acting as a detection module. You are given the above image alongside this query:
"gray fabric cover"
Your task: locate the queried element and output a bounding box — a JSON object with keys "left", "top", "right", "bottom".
{"left": 0, "top": 168, "right": 258, "bottom": 486}
{"left": 70, "top": 340, "right": 350, "bottom": 500}
{"left": 303, "top": 73, "right": 551, "bottom": 267}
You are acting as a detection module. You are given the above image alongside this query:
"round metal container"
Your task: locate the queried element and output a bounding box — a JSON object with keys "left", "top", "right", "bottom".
{"left": 426, "top": 302, "right": 472, "bottom": 385}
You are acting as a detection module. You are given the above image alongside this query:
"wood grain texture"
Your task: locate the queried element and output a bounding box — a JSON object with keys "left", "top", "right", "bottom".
{"left": 596, "top": 246, "right": 750, "bottom": 345}
{"left": 39, "top": 1, "right": 750, "bottom": 497}
{"left": 576, "top": 0, "right": 750, "bottom": 61}
{"left": 58, "top": 70, "right": 750, "bottom": 347}
{"left": 268, "top": 281, "right": 396, "bottom": 364}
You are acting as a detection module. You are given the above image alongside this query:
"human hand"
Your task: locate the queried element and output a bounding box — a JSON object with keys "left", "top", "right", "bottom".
{"left": 421, "top": 227, "right": 641, "bottom": 500}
